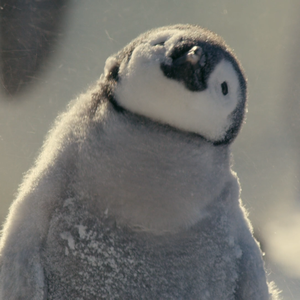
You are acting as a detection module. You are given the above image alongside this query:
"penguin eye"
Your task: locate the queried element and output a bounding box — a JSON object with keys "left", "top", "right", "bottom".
{"left": 153, "top": 41, "right": 165, "bottom": 46}
{"left": 221, "top": 81, "right": 228, "bottom": 95}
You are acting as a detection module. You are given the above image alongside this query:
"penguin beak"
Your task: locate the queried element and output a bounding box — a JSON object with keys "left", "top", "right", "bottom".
{"left": 160, "top": 44, "right": 208, "bottom": 91}
{"left": 173, "top": 46, "right": 206, "bottom": 67}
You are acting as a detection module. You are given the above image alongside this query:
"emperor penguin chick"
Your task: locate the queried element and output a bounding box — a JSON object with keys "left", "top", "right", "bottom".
{"left": 0, "top": 24, "right": 279, "bottom": 299}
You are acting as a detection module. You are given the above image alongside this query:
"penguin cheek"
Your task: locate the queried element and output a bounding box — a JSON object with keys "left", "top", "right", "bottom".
{"left": 207, "top": 61, "right": 240, "bottom": 114}
{"left": 210, "top": 82, "right": 236, "bottom": 111}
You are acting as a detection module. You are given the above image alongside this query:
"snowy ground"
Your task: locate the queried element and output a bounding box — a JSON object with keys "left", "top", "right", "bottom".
{"left": 1, "top": 1, "right": 300, "bottom": 299}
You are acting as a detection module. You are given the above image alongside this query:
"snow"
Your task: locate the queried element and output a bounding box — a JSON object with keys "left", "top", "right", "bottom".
{"left": 60, "top": 231, "right": 75, "bottom": 250}
{"left": 75, "top": 224, "right": 87, "bottom": 239}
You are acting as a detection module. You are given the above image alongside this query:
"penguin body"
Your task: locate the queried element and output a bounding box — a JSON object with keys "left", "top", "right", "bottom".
{"left": 0, "top": 25, "right": 278, "bottom": 299}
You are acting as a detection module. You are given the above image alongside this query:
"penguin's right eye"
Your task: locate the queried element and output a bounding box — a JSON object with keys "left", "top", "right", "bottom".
{"left": 221, "top": 81, "right": 228, "bottom": 95}
{"left": 153, "top": 41, "right": 165, "bottom": 46}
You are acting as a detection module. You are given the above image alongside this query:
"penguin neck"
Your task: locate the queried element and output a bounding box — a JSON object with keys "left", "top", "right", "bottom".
{"left": 79, "top": 103, "right": 238, "bottom": 234}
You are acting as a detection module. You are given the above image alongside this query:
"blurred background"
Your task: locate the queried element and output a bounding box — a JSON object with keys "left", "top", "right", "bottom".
{"left": 1, "top": 0, "right": 300, "bottom": 298}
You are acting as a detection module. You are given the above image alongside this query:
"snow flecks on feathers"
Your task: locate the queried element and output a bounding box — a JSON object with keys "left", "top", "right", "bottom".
{"left": 43, "top": 196, "right": 245, "bottom": 299}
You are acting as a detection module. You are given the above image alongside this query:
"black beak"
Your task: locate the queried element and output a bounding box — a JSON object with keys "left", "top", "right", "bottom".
{"left": 173, "top": 46, "right": 206, "bottom": 67}
{"left": 160, "top": 44, "right": 208, "bottom": 92}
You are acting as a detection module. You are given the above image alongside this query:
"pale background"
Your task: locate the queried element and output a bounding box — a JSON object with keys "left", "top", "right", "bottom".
{"left": 1, "top": 1, "right": 300, "bottom": 298}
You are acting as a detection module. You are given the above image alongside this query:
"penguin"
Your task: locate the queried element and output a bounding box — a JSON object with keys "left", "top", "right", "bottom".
{"left": 0, "top": 24, "right": 279, "bottom": 299}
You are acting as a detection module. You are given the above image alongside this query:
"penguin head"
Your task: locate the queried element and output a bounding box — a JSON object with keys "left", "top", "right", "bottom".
{"left": 102, "top": 24, "right": 247, "bottom": 145}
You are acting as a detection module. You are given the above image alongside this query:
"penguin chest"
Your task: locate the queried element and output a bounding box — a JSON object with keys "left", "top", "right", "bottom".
{"left": 43, "top": 198, "right": 241, "bottom": 299}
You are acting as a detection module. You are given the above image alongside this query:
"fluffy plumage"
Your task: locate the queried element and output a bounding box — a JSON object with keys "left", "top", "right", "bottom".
{"left": 0, "top": 24, "right": 278, "bottom": 299}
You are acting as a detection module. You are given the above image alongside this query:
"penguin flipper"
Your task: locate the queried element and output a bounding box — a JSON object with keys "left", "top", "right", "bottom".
{"left": 0, "top": 249, "right": 46, "bottom": 300}
{"left": 0, "top": 172, "right": 60, "bottom": 299}
{"left": 233, "top": 211, "right": 277, "bottom": 300}
{"left": 234, "top": 241, "right": 269, "bottom": 300}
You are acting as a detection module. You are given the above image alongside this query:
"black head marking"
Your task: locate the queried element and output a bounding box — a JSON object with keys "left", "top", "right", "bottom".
{"left": 160, "top": 40, "right": 225, "bottom": 91}
{"left": 107, "top": 64, "right": 120, "bottom": 82}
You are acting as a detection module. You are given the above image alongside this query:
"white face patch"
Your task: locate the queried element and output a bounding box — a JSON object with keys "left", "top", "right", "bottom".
{"left": 112, "top": 30, "right": 241, "bottom": 141}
